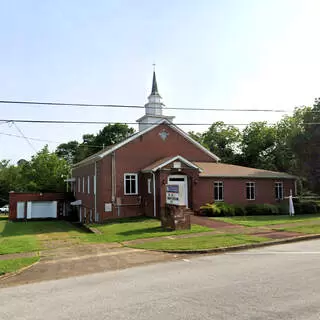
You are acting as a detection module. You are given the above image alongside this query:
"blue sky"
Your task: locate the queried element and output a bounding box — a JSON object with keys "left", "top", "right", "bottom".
{"left": 0, "top": 0, "right": 319, "bottom": 162}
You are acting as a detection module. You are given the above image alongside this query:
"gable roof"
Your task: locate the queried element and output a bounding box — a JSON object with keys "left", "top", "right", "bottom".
{"left": 142, "top": 155, "right": 202, "bottom": 173}
{"left": 73, "top": 119, "right": 220, "bottom": 168}
{"left": 194, "top": 162, "right": 296, "bottom": 179}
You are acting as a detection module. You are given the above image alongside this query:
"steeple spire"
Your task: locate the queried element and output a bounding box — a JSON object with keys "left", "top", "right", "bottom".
{"left": 151, "top": 71, "right": 159, "bottom": 95}
{"left": 136, "top": 67, "right": 175, "bottom": 131}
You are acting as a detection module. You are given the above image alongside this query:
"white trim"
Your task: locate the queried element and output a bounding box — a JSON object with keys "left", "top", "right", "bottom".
{"left": 246, "top": 182, "right": 256, "bottom": 200}
{"left": 87, "top": 176, "right": 90, "bottom": 194}
{"left": 144, "top": 155, "right": 202, "bottom": 173}
{"left": 124, "top": 173, "right": 138, "bottom": 195}
{"left": 98, "top": 119, "right": 220, "bottom": 161}
{"left": 147, "top": 178, "right": 152, "bottom": 194}
{"left": 152, "top": 172, "right": 156, "bottom": 217}
{"left": 214, "top": 181, "right": 224, "bottom": 201}
{"left": 82, "top": 177, "right": 85, "bottom": 193}
{"left": 275, "top": 181, "right": 284, "bottom": 200}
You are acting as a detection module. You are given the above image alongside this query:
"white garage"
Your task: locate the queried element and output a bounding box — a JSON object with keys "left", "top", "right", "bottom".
{"left": 16, "top": 201, "right": 57, "bottom": 219}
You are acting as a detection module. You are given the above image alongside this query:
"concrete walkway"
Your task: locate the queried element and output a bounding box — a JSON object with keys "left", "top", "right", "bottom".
{"left": 0, "top": 244, "right": 184, "bottom": 288}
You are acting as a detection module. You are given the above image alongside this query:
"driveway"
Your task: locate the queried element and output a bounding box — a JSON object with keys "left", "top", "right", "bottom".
{"left": 1, "top": 239, "right": 320, "bottom": 319}
{"left": 0, "top": 243, "right": 182, "bottom": 287}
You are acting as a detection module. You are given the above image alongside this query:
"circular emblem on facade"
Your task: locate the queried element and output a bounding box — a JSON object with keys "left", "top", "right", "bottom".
{"left": 159, "top": 129, "right": 169, "bottom": 141}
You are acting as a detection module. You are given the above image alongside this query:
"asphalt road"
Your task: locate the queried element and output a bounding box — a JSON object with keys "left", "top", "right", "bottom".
{"left": 1, "top": 240, "right": 320, "bottom": 320}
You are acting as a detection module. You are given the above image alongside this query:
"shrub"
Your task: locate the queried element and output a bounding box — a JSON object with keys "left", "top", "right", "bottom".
{"left": 295, "top": 201, "right": 320, "bottom": 214}
{"left": 233, "top": 205, "right": 247, "bottom": 216}
{"left": 245, "top": 204, "right": 279, "bottom": 216}
{"left": 215, "top": 202, "right": 235, "bottom": 216}
{"left": 199, "top": 202, "right": 235, "bottom": 217}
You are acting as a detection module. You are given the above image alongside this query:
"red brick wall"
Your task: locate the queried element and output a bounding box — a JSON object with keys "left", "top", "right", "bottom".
{"left": 194, "top": 178, "right": 296, "bottom": 211}
{"left": 9, "top": 192, "right": 71, "bottom": 220}
{"left": 72, "top": 163, "right": 96, "bottom": 217}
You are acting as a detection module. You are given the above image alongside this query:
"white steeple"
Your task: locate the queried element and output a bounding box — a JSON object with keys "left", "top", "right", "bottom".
{"left": 136, "top": 70, "right": 175, "bottom": 131}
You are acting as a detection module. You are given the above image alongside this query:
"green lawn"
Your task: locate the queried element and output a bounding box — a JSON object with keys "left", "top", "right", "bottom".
{"left": 130, "top": 234, "right": 270, "bottom": 251}
{"left": 0, "top": 257, "right": 39, "bottom": 276}
{"left": 213, "top": 214, "right": 320, "bottom": 227}
{"left": 276, "top": 225, "right": 320, "bottom": 234}
{"left": 0, "top": 217, "right": 87, "bottom": 255}
{"left": 86, "top": 217, "right": 212, "bottom": 243}
{"left": 0, "top": 216, "right": 211, "bottom": 254}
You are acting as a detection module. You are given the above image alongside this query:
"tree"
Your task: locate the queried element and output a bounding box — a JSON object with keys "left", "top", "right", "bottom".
{"left": 56, "top": 123, "right": 135, "bottom": 164}
{"left": 292, "top": 101, "right": 320, "bottom": 193}
{"left": 55, "top": 141, "right": 80, "bottom": 165}
{"left": 20, "top": 146, "right": 70, "bottom": 192}
{"left": 241, "top": 122, "right": 276, "bottom": 169}
{"left": 201, "top": 122, "right": 241, "bottom": 163}
{"left": 0, "top": 160, "right": 21, "bottom": 206}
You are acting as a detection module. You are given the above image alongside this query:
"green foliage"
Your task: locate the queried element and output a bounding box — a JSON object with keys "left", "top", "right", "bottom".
{"left": 19, "top": 146, "right": 69, "bottom": 192}
{"left": 56, "top": 123, "right": 135, "bottom": 164}
{"left": 0, "top": 146, "right": 70, "bottom": 200}
{"left": 294, "top": 201, "right": 320, "bottom": 215}
{"left": 245, "top": 204, "right": 279, "bottom": 216}
{"left": 200, "top": 202, "right": 237, "bottom": 217}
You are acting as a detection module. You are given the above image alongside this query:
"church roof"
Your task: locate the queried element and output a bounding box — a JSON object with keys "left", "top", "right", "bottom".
{"left": 194, "top": 162, "right": 296, "bottom": 179}
{"left": 72, "top": 119, "right": 220, "bottom": 168}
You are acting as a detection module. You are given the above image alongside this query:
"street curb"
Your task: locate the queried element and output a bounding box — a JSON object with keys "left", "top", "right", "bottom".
{"left": 0, "top": 257, "right": 40, "bottom": 281}
{"left": 136, "top": 234, "right": 320, "bottom": 254}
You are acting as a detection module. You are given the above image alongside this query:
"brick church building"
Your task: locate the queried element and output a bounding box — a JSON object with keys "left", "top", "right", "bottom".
{"left": 71, "top": 72, "right": 296, "bottom": 223}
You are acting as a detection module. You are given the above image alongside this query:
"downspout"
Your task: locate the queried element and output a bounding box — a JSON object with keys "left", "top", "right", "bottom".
{"left": 111, "top": 152, "right": 119, "bottom": 216}
{"left": 152, "top": 171, "right": 156, "bottom": 217}
{"left": 94, "top": 161, "right": 97, "bottom": 222}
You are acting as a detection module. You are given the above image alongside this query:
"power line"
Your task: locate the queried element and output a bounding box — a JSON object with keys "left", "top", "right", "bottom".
{"left": 0, "top": 119, "right": 278, "bottom": 126}
{"left": 12, "top": 122, "right": 37, "bottom": 152}
{"left": 0, "top": 131, "right": 104, "bottom": 148}
{"left": 0, "top": 99, "right": 295, "bottom": 113}
{"left": 0, "top": 119, "right": 320, "bottom": 126}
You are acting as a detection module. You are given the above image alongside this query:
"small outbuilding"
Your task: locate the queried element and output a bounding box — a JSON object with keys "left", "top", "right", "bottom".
{"left": 9, "top": 192, "right": 73, "bottom": 220}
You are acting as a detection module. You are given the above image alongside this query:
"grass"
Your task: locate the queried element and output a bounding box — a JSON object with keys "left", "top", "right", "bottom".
{"left": 213, "top": 214, "right": 320, "bottom": 227}
{"left": 0, "top": 257, "right": 39, "bottom": 276}
{"left": 0, "top": 216, "right": 211, "bottom": 254}
{"left": 277, "top": 225, "right": 320, "bottom": 234}
{"left": 0, "top": 217, "right": 87, "bottom": 255}
{"left": 130, "top": 234, "right": 270, "bottom": 251}
{"left": 85, "top": 217, "right": 212, "bottom": 243}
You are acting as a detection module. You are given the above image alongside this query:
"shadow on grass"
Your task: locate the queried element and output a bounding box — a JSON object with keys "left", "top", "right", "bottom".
{"left": 1, "top": 220, "right": 87, "bottom": 238}
{"left": 118, "top": 226, "right": 164, "bottom": 237}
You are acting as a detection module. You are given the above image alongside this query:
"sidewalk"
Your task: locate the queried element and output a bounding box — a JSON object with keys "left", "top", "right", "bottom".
{"left": 0, "top": 243, "right": 184, "bottom": 288}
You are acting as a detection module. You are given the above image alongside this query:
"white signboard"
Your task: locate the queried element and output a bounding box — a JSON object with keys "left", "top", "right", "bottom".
{"left": 166, "top": 184, "right": 185, "bottom": 206}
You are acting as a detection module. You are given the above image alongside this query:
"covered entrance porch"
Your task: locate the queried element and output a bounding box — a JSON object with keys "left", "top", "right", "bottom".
{"left": 141, "top": 155, "right": 202, "bottom": 218}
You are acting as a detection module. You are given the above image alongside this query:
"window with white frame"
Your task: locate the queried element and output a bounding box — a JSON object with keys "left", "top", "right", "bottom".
{"left": 124, "top": 173, "right": 138, "bottom": 195}
{"left": 78, "top": 177, "right": 81, "bottom": 192}
{"left": 147, "top": 178, "right": 152, "bottom": 194}
{"left": 82, "top": 177, "right": 85, "bottom": 193}
{"left": 246, "top": 182, "right": 255, "bottom": 200}
{"left": 275, "top": 182, "right": 283, "bottom": 200}
{"left": 87, "top": 176, "right": 90, "bottom": 194}
{"left": 214, "top": 181, "right": 223, "bottom": 201}
{"left": 93, "top": 175, "right": 96, "bottom": 195}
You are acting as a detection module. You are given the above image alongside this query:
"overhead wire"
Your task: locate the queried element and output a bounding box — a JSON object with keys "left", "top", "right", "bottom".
{"left": 0, "top": 99, "right": 300, "bottom": 113}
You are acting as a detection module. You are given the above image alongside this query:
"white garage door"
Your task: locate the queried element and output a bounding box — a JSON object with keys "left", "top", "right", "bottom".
{"left": 29, "top": 201, "right": 57, "bottom": 219}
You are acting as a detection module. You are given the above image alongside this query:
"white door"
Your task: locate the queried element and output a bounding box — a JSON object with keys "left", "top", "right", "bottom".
{"left": 30, "top": 201, "right": 57, "bottom": 218}
{"left": 17, "top": 202, "right": 25, "bottom": 219}
{"left": 167, "top": 175, "right": 188, "bottom": 207}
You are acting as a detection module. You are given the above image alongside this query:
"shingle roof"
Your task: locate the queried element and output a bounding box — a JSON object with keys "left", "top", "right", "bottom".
{"left": 194, "top": 162, "right": 296, "bottom": 179}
